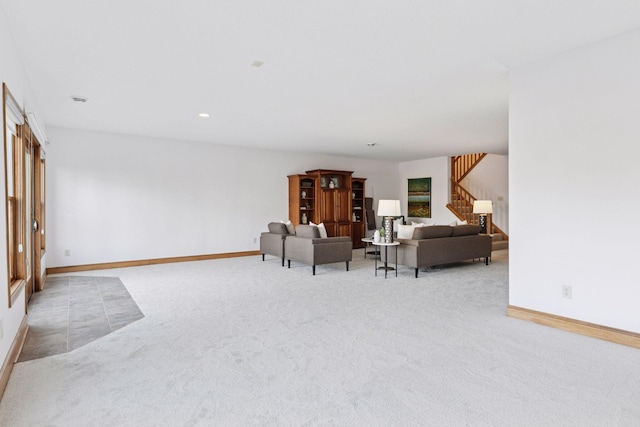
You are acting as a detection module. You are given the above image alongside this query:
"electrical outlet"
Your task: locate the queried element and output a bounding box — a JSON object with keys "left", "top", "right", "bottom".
{"left": 0, "top": 319, "right": 3, "bottom": 340}
{"left": 64, "top": 249, "right": 71, "bottom": 256}
{"left": 562, "top": 285, "right": 572, "bottom": 299}
{"left": 253, "top": 238, "right": 257, "bottom": 244}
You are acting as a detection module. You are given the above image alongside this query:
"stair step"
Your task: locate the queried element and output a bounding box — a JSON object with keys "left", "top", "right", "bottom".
{"left": 492, "top": 240, "right": 508, "bottom": 251}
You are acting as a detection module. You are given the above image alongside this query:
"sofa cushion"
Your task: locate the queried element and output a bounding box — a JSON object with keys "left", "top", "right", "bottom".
{"left": 268, "top": 222, "right": 290, "bottom": 235}
{"left": 451, "top": 224, "right": 482, "bottom": 237}
{"left": 296, "top": 224, "right": 321, "bottom": 238}
{"left": 412, "top": 225, "right": 453, "bottom": 239}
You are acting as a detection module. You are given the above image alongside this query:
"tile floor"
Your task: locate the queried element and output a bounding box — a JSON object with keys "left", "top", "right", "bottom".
{"left": 18, "top": 275, "right": 144, "bottom": 362}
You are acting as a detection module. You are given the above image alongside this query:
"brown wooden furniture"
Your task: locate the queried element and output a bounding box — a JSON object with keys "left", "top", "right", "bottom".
{"left": 351, "top": 178, "right": 366, "bottom": 248}
{"left": 288, "top": 170, "right": 366, "bottom": 248}
{"left": 306, "top": 169, "right": 352, "bottom": 238}
{"left": 288, "top": 174, "right": 315, "bottom": 226}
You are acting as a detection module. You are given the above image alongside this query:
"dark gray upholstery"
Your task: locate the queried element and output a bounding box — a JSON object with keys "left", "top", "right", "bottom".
{"left": 267, "top": 222, "right": 289, "bottom": 235}
{"left": 451, "top": 224, "right": 482, "bottom": 237}
{"left": 295, "top": 224, "right": 320, "bottom": 238}
{"left": 285, "top": 225, "right": 352, "bottom": 275}
{"left": 260, "top": 222, "right": 291, "bottom": 266}
{"left": 394, "top": 225, "right": 491, "bottom": 277}
{"left": 412, "top": 225, "right": 453, "bottom": 239}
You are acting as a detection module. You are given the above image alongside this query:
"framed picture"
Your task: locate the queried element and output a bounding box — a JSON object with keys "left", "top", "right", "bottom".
{"left": 408, "top": 177, "right": 431, "bottom": 218}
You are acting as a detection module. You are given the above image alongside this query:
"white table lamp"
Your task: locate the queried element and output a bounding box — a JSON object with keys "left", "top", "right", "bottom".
{"left": 473, "top": 200, "right": 493, "bottom": 234}
{"left": 377, "top": 200, "right": 401, "bottom": 243}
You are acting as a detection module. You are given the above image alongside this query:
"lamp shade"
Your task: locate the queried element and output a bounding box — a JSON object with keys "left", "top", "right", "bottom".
{"left": 473, "top": 200, "right": 493, "bottom": 214}
{"left": 377, "top": 200, "right": 401, "bottom": 217}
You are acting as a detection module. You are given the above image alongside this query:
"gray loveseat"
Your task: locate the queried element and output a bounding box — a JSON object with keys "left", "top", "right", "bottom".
{"left": 285, "top": 225, "right": 352, "bottom": 275}
{"left": 260, "top": 222, "right": 291, "bottom": 266}
{"left": 393, "top": 224, "right": 491, "bottom": 278}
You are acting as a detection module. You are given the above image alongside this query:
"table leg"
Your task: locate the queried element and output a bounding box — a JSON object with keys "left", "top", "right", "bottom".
{"left": 384, "top": 246, "right": 388, "bottom": 279}
{"left": 374, "top": 246, "right": 378, "bottom": 276}
{"left": 395, "top": 245, "right": 398, "bottom": 277}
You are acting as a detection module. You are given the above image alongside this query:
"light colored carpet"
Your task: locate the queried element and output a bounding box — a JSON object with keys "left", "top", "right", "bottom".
{"left": 1, "top": 250, "right": 639, "bottom": 426}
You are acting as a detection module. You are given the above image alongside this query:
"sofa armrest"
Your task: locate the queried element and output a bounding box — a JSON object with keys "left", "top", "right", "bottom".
{"left": 395, "top": 238, "right": 419, "bottom": 247}
{"left": 313, "top": 238, "right": 353, "bottom": 265}
{"left": 260, "top": 232, "right": 287, "bottom": 264}
{"left": 311, "top": 236, "right": 352, "bottom": 245}
{"left": 285, "top": 235, "right": 353, "bottom": 266}
{"left": 396, "top": 235, "right": 491, "bottom": 270}
{"left": 284, "top": 235, "right": 314, "bottom": 264}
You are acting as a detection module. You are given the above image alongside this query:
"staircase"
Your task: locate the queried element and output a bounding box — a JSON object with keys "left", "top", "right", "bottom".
{"left": 447, "top": 154, "right": 508, "bottom": 250}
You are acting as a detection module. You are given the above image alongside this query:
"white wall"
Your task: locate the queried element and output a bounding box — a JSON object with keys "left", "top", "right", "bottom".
{"left": 509, "top": 29, "right": 640, "bottom": 333}
{"left": 0, "top": 5, "right": 38, "bottom": 371}
{"left": 461, "top": 154, "right": 509, "bottom": 234}
{"left": 47, "top": 127, "right": 399, "bottom": 267}
{"left": 398, "top": 156, "right": 459, "bottom": 225}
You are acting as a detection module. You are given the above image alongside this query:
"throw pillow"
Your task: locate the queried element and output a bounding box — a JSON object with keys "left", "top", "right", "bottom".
{"left": 317, "top": 222, "right": 328, "bottom": 238}
{"left": 281, "top": 219, "right": 295, "bottom": 234}
{"left": 412, "top": 221, "right": 436, "bottom": 227}
{"left": 397, "top": 224, "right": 414, "bottom": 239}
{"left": 309, "top": 222, "right": 328, "bottom": 238}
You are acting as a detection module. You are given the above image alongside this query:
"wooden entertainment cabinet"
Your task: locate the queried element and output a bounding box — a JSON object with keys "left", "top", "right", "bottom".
{"left": 288, "top": 169, "right": 366, "bottom": 248}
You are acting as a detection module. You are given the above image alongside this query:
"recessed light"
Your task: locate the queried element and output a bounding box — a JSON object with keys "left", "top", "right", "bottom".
{"left": 198, "top": 113, "right": 210, "bottom": 118}
{"left": 251, "top": 60, "right": 264, "bottom": 68}
{"left": 71, "top": 95, "right": 88, "bottom": 103}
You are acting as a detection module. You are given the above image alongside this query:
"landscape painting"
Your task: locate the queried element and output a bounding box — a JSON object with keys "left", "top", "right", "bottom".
{"left": 408, "top": 177, "right": 431, "bottom": 218}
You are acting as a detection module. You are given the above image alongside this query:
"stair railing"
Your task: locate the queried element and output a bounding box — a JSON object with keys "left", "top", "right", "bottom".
{"left": 451, "top": 153, "right": 487, "bottom": 183}
{"left": 447, "top": 181, "right": 476, "bottom": 223}
{"left": 447, "top": 158, "right": 509, "bottom": 240}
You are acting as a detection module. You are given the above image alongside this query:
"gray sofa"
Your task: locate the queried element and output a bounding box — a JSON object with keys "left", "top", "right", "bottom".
{"left": 393, "top": 225, "right": 491, "bottom": 278}
{"left": 260, "top": 222, "right": 290, "bottom": 266}
{"left": 285, "top": 225, "right": 353, "bottom": 275}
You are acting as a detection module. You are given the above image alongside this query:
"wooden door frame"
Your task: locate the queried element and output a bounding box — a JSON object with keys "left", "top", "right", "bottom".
{"left": 21, "top": 122, "right": 45, "bottom": 302}
{"left": 32, "top": 143, "right": 44, "bottom": 292}
{"left": 23, "top": 129, "right": 33, "bottom": 303}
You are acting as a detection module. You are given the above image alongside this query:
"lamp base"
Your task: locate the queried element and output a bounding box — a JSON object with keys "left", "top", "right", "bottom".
{"left": 383, "top": 217, "right": 393, "bottom": 243}
{"left": 479, "top": 214, "right": 487, "bottom": 234}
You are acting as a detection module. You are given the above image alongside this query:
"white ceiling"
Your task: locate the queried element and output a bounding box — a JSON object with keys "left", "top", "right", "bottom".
{"left": 3, "top": 1, "right": 640, "bottom": 161}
